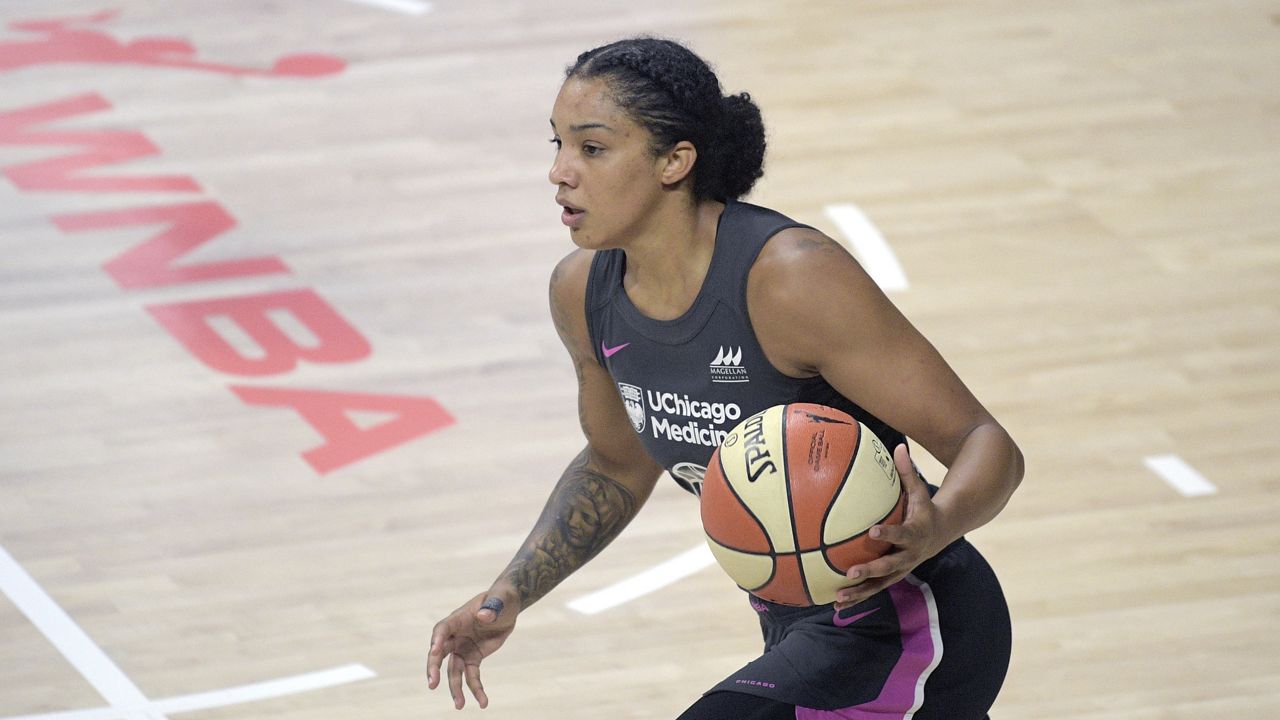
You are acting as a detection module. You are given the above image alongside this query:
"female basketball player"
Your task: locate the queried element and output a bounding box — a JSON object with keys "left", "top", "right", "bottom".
{"left": 427, "top": 38, "right": 1024, "bottom": 719}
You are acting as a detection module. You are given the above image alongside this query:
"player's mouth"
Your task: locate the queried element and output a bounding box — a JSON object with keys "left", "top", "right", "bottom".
{"left": 559, "top": 201, "right": 585, "bottom": 228}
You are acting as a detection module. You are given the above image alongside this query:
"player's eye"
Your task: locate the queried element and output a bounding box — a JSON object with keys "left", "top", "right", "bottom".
{"left": 549, "top": 137, "right": 562, "bottom": 149}
{"left": 582, "top": 143, "right": 604, "bottom": 156}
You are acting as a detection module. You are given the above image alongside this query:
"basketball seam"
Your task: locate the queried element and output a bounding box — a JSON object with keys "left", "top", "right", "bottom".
{"left": 781, "top": 404, "right": 814, "bottom": 606}
{"left": 820, "top": 484, "right": 906, "bottom": 575}
{"left": 713, "top": 444, "right": 776, "bottom": 591}
{"left": 819, "top": 420, "right": 862, "bottom": 550}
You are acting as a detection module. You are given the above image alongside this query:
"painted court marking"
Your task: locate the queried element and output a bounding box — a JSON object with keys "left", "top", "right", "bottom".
{"left": 1144, "top": 454, "right": 1217, "bottom": 497}
{"left": 342, "top": 0, "right": 433, "bottom": 14}
{"left": 0, "top": 544, "right": 375, "bottom": 720}
{"left": 824, "top": 203, "right": 909, "bottom": 291}
{"left": 568, "top": 544, "right": 715, "bottom": 615}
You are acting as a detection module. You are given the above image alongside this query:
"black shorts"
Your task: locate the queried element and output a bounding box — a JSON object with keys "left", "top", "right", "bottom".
{"left": 679, "top": 537, "right": 1010, "bottom": 720}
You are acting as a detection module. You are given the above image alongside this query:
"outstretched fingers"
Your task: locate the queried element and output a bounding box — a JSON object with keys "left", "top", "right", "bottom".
{"left": 447, "top": 650, "right": 466, "bottom": 708}
{"left": 440, "top": 636, "right": 489, "bottom": 710}
{"left": 465, "top": 657, "right": 489, "bottom": 709}
{"left": 426, "top": 627, "right": 450, "bottom": 689}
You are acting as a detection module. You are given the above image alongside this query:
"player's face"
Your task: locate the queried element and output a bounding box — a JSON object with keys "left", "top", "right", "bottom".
{"left": 548, "top": 77, "right": 667, "bottom": 249}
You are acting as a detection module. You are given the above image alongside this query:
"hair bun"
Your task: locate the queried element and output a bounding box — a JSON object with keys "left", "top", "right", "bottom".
{"left": 716, "top": 92, "right": 766, "bottom": 200}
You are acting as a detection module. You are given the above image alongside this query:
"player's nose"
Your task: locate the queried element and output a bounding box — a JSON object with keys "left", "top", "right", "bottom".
{"left": 548, "top": 151, "right": 577, "bottom": 187}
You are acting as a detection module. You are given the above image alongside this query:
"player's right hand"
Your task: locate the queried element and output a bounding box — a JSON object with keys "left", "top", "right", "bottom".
{"left": 427, "top": 590, "right": 520, "bottom": 709}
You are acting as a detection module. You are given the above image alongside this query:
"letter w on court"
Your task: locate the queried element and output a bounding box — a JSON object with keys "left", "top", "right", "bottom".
{"left": 0, "top": 10, "right": 344, "bottom": 77}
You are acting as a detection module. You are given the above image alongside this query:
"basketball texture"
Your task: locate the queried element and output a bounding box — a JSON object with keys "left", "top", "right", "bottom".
{"left": 700, "top": 403, "right": 907, "bottom": 606}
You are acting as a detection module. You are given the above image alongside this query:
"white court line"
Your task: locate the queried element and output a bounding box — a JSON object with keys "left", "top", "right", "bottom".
{"left": 568, "top": 544, "right": 715, "bottom": 615}
{"left": 1144, "top": 454, "right": 1218, "bottom": 497}
{"left": 824, "top": 203, "right": 909, "bottom": 291}
{"left": 0, "top": 544, "right": 375, "bottom": 720}
{"left": 3, "top": 666, "right": 376, "bottom": 720}
{"left": 0, "top": 545, "right": 154, "bottom": 716}
{"left": 342, "top": 0, "right": 433, "bottom": 14}
{"left": 2, "top": 707, "right": 115, "bottom": 720}
{"left": 152, "top": 664, "right": 376, "bottom": 715}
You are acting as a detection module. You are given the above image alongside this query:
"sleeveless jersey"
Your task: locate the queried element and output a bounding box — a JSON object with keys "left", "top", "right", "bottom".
{"left": 584, "top": 200, "right": 906, "bottom": 496}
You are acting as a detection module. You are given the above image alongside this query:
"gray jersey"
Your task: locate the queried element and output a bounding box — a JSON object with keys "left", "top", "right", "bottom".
{"left": 585, "top": 200, "right": 906, "bottom": 495}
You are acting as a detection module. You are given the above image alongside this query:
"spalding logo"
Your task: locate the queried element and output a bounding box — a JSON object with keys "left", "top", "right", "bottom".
{"left": 740, "top": 412, "right": 778, "bottom": 483}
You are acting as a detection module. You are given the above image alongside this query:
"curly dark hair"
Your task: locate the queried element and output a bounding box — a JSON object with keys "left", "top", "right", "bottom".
{"left": 566, "top": 37, "right": 766, "bottom": 202}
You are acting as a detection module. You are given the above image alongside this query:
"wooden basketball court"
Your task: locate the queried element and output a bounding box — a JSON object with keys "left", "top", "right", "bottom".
{"left": 2, "top": 1, "right": 1277, "bottom": 718}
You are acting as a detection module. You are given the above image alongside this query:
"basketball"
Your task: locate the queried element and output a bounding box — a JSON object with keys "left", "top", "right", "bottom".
{"left": 700, "top": 403, "right": 907, "bottom": 606}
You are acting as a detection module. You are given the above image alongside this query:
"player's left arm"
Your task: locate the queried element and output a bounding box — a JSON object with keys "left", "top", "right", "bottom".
{"left": 748, "top": 228, "right": 1025, "bottom": 607}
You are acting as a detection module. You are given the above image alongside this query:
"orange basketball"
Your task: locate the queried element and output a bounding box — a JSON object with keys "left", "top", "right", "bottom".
{"left": 700, "top": 403, "right": 907, "bottom": 606}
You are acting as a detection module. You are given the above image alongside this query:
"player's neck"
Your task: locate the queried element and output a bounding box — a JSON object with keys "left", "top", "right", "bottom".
{"left": 622, "top": 199, "right": 724, "bottom": 321}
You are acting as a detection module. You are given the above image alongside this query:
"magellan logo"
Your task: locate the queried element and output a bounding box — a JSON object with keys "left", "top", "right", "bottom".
{"left": 709, "top": 345, "right": 749, "bottom": 383}
{"left": 617, "top": 382, "right": 645, "bottom": 433}
{"left": 711, "top": 346, "right": 741, "bottom": 366}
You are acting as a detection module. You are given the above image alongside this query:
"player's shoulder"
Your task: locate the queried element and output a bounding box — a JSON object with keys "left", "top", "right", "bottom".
{"left": 549, "top": 248, "right": 595, "bottom": 303}
{"left": 549, "top": 248, "right": 597, "bottom": 351}
{"left": 751, "top": 226, "right": 860, "bottom": 300}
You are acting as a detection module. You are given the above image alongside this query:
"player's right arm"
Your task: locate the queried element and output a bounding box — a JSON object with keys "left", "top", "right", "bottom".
{"left": 427, "top": 249, "right": 664, "bottom": 709}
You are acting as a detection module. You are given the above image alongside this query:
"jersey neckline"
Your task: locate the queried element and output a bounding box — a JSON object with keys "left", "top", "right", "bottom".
{"left": 611, "top": 200, "right": 733, "bottom": 345}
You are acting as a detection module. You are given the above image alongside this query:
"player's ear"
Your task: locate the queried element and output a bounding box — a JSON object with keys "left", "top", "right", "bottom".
{"left": 658, "top": 140, "right": 697, "bottom": 186}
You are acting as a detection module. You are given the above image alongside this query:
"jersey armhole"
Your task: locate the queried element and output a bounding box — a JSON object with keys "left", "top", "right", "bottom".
{"left": 735, "top": 222, "right": 815, "bottom": 370}
{"left": 583, "top": 249, "right": 619, "bottom": 367}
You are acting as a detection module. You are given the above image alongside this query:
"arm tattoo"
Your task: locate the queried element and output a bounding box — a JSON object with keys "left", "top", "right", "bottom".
{"left": 795, "top": 232, "right": 843, "bottom": 256}
{"left": 503, "top": 448, "right": 638, "bottom": 608}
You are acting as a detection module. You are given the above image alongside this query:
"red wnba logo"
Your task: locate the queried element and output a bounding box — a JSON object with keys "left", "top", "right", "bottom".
{"left": 0, "top": 9, "right": 344, "bottom": 77}
{"left": 0, "top": 10, "right": 458, "bottom": 474}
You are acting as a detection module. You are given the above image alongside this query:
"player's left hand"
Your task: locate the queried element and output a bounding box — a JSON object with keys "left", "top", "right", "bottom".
{"left": 834, "top": 444, "right": 951, "bottom": 611}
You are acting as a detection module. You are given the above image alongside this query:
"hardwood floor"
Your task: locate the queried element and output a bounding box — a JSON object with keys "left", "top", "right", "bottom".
{"left": 1, "top": 1, "right": 1276, "bottom": 717}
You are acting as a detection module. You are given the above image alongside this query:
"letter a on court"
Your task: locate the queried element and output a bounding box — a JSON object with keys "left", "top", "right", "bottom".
{"left": 230, "top": 385, "right": 455, "bottom": 474}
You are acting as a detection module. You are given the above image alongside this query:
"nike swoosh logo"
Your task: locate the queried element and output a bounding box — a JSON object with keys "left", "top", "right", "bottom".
{"left": 832, "top": 606, "right": 880, "bottom": 627}
{"left": 601, "top": 342, "right": 630, "bottom": 358}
